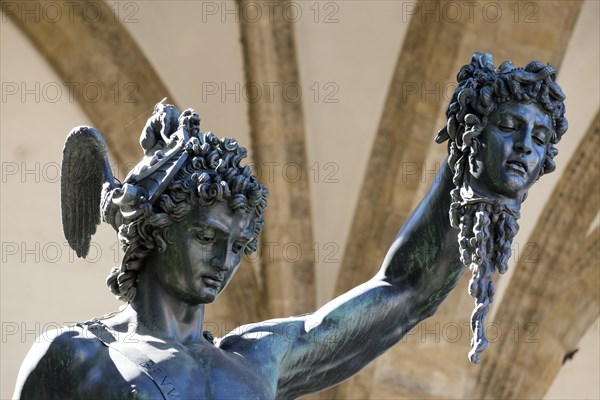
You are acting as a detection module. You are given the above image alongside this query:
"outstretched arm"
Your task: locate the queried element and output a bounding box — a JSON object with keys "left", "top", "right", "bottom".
{"left": 222, "top": 160, "right": 467, "bottom": 398}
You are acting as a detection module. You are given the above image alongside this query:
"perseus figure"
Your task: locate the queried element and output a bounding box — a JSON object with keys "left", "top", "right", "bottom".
{"left": 14, "top": 52, "right": 567, "bottom": 399}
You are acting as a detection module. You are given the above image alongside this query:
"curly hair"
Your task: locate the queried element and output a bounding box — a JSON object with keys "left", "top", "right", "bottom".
{"left": 435, "top": 52, "right": 568, "bottom": 363}
{"left": 106, "top": 111, "right": 268, "bottom": 303}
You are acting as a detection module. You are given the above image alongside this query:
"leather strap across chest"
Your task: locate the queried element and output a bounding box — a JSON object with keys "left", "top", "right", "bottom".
{"left": 77, "top": 320, "right": 181, "bottom": 399}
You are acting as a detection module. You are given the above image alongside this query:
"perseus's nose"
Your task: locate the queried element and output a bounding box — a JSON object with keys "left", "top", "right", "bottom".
{"left": 211, "top": 252, "right": 234, "bottom": 273}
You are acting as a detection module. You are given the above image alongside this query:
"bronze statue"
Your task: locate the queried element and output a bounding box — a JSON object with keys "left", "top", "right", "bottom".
{"left": 14, "top": 52, "right": 567, "bottom": 399}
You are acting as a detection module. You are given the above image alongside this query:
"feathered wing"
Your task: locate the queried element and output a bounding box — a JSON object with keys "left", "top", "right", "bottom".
{"left": 61, "top": 126, "right": 116, "bottom": 258}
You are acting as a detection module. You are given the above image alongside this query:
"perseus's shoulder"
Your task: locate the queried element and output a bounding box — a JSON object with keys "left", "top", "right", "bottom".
{"left": 19, "top": 324, "right": 107, "bottom": 371}
{"left": 14, "top": 324, "right": 108, "bottom": 399}
{"left": 218, "top": 316, "right": 309, "bottom": 357}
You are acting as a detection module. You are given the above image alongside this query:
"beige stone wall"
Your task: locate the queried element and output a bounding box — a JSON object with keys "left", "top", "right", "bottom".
{"left": 1, "top": 1, "right": 598, "bottom": 398}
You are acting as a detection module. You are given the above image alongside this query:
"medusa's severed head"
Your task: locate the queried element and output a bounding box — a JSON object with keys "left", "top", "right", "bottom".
{"left": 61, "top": 105, "right": 268, "bottom": 303}
{"left": 437, "top": 52, "right": 567, "bottom": 197}
{"left": 435, "top": 52, "right": 567, "bottom": 363}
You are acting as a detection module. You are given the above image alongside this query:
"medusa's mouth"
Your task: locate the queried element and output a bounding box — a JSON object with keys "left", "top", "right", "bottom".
{"left": 506, "top": 159, "right": 528, "bottom": 174}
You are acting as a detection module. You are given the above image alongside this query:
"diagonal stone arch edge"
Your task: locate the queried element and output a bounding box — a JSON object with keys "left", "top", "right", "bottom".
{"left": 465, "top": 109, "right": 599, "bottom": 399}
{"left": 5, "top": 0, "right": 178, "bottom": 166}
{"left": 321, "top": 0, "right": 472, "bottom": 397}
{"left": 236, "top": 0, "right": 316, "bottom": 318}
{"left": 333, "top": 0, "right": 470, "bottom": 297}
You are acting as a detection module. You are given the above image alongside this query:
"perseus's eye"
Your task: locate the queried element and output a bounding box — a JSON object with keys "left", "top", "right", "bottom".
{"left": 196, "top": 233, "right": 215, "bottom": 244}
{"left": 231, "top": 241, "right": 245, "bottom": 255}
{"left": 192, "top": 227, "right": 216, "bottom": 244}
{"left": 231, "top": 238, "right": 252, "bottom": 255}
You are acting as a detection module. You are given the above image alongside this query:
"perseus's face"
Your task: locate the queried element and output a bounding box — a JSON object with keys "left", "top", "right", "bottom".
{"left": 467, "top": 102, "right": 554, "bottom": 200}
{"left": 154, "top": 201, "right": 256, "bottom": 305}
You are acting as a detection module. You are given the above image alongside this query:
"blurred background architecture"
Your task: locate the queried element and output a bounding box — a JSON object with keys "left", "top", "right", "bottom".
{"left": 1, "top": 1, "right": 598, "bottom": 398}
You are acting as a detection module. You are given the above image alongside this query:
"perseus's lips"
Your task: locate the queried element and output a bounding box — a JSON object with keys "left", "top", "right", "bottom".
{"left": 202, "top": 276, "right": 223, "bottom": 287}
{"left": 506, "top": 159, "right": 528, "bottom": 173}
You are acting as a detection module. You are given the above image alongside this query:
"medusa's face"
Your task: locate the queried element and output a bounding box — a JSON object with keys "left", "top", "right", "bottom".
{"left": 467, "top": 102, "right": 554, "bottom": 200}
{"left": 152, "top": 201, "right": 256, "bottom": 305}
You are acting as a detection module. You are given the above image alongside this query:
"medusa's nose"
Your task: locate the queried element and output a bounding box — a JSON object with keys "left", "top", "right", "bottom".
{"left": 513, "top": 127, "right": 533, "bottom": 155}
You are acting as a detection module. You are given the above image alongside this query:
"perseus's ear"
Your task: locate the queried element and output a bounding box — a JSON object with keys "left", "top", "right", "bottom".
{"left": 154, "top": 226, "right": 175, "bottom": 253}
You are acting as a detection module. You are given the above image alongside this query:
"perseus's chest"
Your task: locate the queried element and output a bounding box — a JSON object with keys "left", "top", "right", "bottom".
{"left": 77, "top": 338, "right": 276, "bottom": 399}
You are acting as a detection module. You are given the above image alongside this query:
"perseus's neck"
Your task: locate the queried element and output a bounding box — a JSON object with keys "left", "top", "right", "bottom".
{"left": 128, "top": 272, "right": 206, "bottom": 344}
